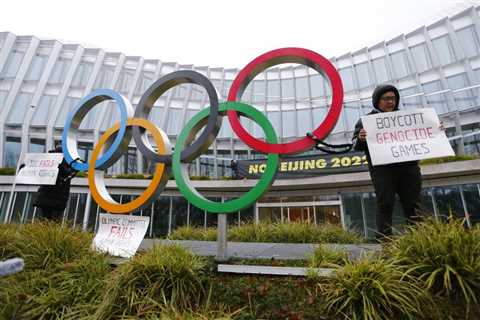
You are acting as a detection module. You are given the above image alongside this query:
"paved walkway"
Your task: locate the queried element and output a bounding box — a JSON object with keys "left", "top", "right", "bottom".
{"left": 140, "top": 239, "right": 381, "bottom": 260}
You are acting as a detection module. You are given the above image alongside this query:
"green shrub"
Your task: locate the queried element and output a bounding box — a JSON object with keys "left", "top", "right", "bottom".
{"left": 114, "top": 173, "right": 149, "bottom": 179}
{"left": 318, "top": 257, "right": 432, "bottom": 320}
{"left": 228, "top": 221, "right": 364, "bottom": 244}
{"left": 94, "top": 244, "right": 208, "bottom": 319}
{"left": 0, "top": 224, "right": 18, "bottom": 259}
{"left": 170, "top": 226, "right": 217, "bottom": 241}
{"left": 0, "top": 254, "right": 111, "bottom": 319}
{"left": 3, "top": 221, "right": 93, "bottom": 271}
{"left": 190, "top": 175, "right": 211, "bottom": 180}
{"left": 388, "top": 218, "right": 480, "bottom": 315}
{"left": 308, "top": 245, "right": 349, "bottom": 268}
{"left": 0, "top": 167, "right": 15, "bottom": 175}
{"left": 420, "top": 155, "right": 476, "bottom": 165}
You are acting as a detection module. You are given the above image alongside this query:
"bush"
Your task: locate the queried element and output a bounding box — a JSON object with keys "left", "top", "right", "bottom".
{"left": 169, "top": 226, "right": 217, "bottom": 241}
{"left": 420, "top": 155, "right": 476, "bottom": 165}
{"left": 2, "top": 221, "right": 93, "bottom": 271}
{"left": 317, "top": 257, "right": 432, "bottom": 320}
{"left": 228, "top": 221, "right": 364, "bottom": 244}
{"left": 0, "top": 254, "right": 111, "bottom": 319}
{"left": 308, "top": 245, "right": 349, "bottom": 268}
{"left": 0, "top": 167, "right": 15, "bottom": 175}
{"left": 94, "top": 244, "right": 208, "bottom": 319}
{"left": 388, "top": 218, "right": 480, "bottom": 315}
{"left": 114, "top": 173, "right": 150, "bottom": 179}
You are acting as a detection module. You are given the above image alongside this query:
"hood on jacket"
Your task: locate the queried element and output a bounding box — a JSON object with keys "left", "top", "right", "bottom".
{"left": 372, "top": 84, "right": 400, "bottom": 111}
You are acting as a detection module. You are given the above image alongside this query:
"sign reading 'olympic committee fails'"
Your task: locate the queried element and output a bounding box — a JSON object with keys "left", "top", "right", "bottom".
{"left": 362, "top": 108, "right": 454, "bottom": 166}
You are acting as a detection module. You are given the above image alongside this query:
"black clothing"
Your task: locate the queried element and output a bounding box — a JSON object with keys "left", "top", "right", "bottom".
{"left": 32, "top": 151, "right": 76, "bottom": 221}
{"left": 352, "top": 85, "right": 422, "bottom": 238}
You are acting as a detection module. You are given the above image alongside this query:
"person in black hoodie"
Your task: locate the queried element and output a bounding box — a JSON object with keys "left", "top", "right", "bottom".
{"left": 32, "top": 144, "right": 77, "bottom": 221}
{"left": 352, "top": 84, "right": 422, "bottom": 239}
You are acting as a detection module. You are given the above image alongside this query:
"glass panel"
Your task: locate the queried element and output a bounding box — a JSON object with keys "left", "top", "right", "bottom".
{"left": 71, "top": 61, "right": 93, "bottom": 88}
{"left": 166, "top": 108, "right": 183, "bottom": 135}
{"left": 32, "top": 95, "right": 57, "bottom": 125}
{"left": 252, "top": 80, "right": 265, "bottom": 104}
{"left": 456, "top": 25, "right": 480, "bottom": 58}
{"left": 29, "top": 138, "right": 45, "bottom": 153}
{"left": 355, "top": 62, "right": 371, "bottom": 89}
{"left": 295, "top": 76, "right": 309, "bottom": 99}
{"left": 400, "top": 86, "right": 421, "bottom": 110}
{"left": 297, "top": 109, "right": 312, "bottom": 134}
{"left": 422, "top": 80, "right": 449, "bottom": 114}
{"left": 433, "top": 186, "right": 465, "bottom": 220}
{"left": 171, "top": 196, "right": 188, "bottom": 232}
{"left": 339, "top": 67, "right": 355, "bottom": 92}
{"left": 432, "top": 35, "right": 455, "bottom": 66}
{"left": 344, "top": 102, "right": 360, "bottom": 131}
{"left": 0, "top": 49, "right": 25, "bottom": 78}
{"left": 267, "top": 79, "right": 280, "bottom": 103}
{"left": 93, "top": 65, "right": 114, "bottom": 89}
{"left": 4, "top": 136, "right": 21, "bottom": 167}
{"left": 409, "top": 43, "right": 431, "bottom": 73}
{"left": 282, "top": 110, "right": 295, "bottom": 137}
{"left": 341, "top": 193, "right": 365, "bottom": 236}
{"left": 7, "top": 92, "right": 33, "bottom": 124}
{"left": 151, "top": 196, "right": 170, "bottom": 237}
{"left": 24, "top": 54, "right": 48, "bottom": 81}
{"left": 135, "top": 71, "right": 155, "bottom": 96}
{"left": 390, "top": 51, "right": 410, "bottom": 78}
{"left": 189, "top": 203, "right": 205, "bottom": 228}
{"left": 267, "top": 111, "right": 281, "bottom": 137}
{"left": 462, "top": 184, "right": 480, "bottom": 224}
{"left": 48, "top": 57, "right": 72, "bottom": 84}
{"left": 55, "top": 97, "right": 80, "bottom": 127}
{"left": 281, "top": 78, "right": 294, "bottom": 99}
{"left": 309, "top": 74, "right": 325, "bottom": 98}
{"left": 372, "top": 57, "right": 389, "bottom": 84}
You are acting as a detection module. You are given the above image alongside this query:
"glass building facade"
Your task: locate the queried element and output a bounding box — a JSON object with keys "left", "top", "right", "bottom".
{"left": 1, "top": 6, "right": 480, "bottom": 238}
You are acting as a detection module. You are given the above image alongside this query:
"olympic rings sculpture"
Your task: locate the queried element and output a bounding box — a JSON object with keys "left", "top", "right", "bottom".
{"left": 62, "top": 48, "right": 344, "bottom": 214}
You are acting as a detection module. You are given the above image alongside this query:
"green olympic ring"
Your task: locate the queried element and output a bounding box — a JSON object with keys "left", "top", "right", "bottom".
{"left": 173, "top": 102, "right": 280, "bottom": 213}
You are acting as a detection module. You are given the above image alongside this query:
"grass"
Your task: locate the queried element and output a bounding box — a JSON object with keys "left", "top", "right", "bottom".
{"left": 94, "top": 243, "right": 209, "bottom": 319}
{"left": 308, "top": 245, "right": 349, "bottom": 268}
{"left": 170, "top": 221, "right": 364, "bottom": 244}
{"left": 387, "top": 218, "right": 480, "bottom": 317}
{"left": 420, "top": 154, "right": 477, "bottom": 165}
{"left": 316, "top": 257, "right": 433, "bottom": 320}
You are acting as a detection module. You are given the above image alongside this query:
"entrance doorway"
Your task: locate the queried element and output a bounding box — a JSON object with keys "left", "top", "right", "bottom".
{"left": 257, "top": 200, "right": 342, "bottom": 225}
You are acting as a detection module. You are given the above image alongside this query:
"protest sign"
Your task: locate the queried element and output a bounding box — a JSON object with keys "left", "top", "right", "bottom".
{"left": 362, "top": 108, "right": 455, "bottom": 166}
{"left": 92, "top": 213, "right": 150, "bottom": 258}
{"left": 15, "top": 153, "right": 63, "bottom": 185}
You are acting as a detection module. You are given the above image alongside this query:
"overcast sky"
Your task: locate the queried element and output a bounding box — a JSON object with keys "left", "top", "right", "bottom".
{"left": 2, "top": 0, "right": 479, "bottom": 68}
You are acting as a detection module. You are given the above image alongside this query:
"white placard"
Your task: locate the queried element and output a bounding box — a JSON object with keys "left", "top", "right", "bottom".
{"left": 92, "top": 214, "right": 150, "bottom": 258}
{"left": 15, "top": 153, "right": 64, "bottom": 185}
{"left": 362, "top": 108, "right": 455, "bottom": 166}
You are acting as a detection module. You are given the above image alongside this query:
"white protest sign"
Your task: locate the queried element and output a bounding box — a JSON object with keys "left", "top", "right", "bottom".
{"left": 362, "top": 108, "right": 455, "bottom": 166}
{"left": 15, "top": 153, "right": 63, "bottom": 185}
{"left": 93, "top": 213, "right": 150, "bottom": 258}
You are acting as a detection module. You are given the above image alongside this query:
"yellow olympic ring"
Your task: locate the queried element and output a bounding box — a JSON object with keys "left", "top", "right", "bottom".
{"left": 88, "top": 118, "right": 170, "bottom": 214}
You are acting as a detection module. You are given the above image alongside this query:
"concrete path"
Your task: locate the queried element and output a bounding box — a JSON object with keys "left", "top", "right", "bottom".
{"left": 140, "top": 239, "right": 381, "bottom": 260}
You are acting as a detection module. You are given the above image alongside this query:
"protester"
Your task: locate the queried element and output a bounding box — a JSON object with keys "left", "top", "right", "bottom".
{"left": 32, "top": 144, "right": 77, "bottom": 221}
{"left": 352, "top": 84, "right": 422, "bottom": 239}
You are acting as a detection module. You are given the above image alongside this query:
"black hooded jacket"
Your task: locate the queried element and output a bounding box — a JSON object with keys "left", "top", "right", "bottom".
{"left": 352, "top": 84, "right": 417, "bottom": 170}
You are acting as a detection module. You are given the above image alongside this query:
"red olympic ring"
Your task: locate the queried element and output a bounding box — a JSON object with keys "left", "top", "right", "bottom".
{"left": 227, "top": 47, "right": 344, "bottom": 154}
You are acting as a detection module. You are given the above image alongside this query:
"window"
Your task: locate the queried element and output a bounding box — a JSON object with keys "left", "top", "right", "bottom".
{"left": 409, "top": 43, "right": 432, "bottom": 73}
{"left": 32, "top": 95, "right": 56, "bottom": 125}
{"left": 295, "top": 76, "right": 309, "bottom": 99}
{"left": 372, "top": 57, "right": 389, "bottom": 84}
{"left": 267, "top": 111, "right": 281, "bottom": 138}
{"left": 339, "top": 67, "right": 355, "bottom": 92}
{"left": 456, "top": 25, "right": 480, "bottom": 58}
{"left": 309, "top": 74, "right": 326, "bottom": 98}
{"left": 7, "top": 92, "right": 32, "bottom": 124}
{"left": 354, "top": 62, "right": 372, "bottom": 89}
{"left": 447, "top": 73, "right": 475, "bottom": 110}
{"left": 71, "top": 61, "right": 93, "bottom": 88}
{"left": 422, "top": 80, "right": 449, "bottom": 114}
{"left": 432, "top": 35, "right": 456, "bottom": 66}
{"left": 93, "top": 65, "right": 114, "bottom": 89}
{"left": 48, "top": 57, "right": 72, "bottom": 84}
{"left": 166, "top": 108, "right": 183, "bottom": 135}
{"left": 55, "top": 97, "right": 80, "bottom": 127}
{"left": 281, "top": 78, "right": 294, "bottom": 99}
{"left": 400, "top": 86, "right": 421, "bottom": 110}
{"left": 29, "top": 139, "right": 45, "bottom": 153}
{"left": 390, "top": 51, "right": 410, "bottom": 78}
{"left": 0, "top": 49, "right": 25, "bottom": 78}
{"left": 296, "top": 109, "right": 312, "bottom": 134}
{"left": 134, "top": 72, "right": 154, "bottom": 96}
{"left": 4, "top": 137, "right": 21, "bottom": 168}
{"left": 282, "top": 110, "right": 296, "bottom": 137}
{"left": 24, "top": 54, "right": 48, "bottom": 81}
{"left": 343, "top": 102, "right": 360, "bottom": 131}
{"left": 252, "top": 80, "right": 265, "bottom": 104}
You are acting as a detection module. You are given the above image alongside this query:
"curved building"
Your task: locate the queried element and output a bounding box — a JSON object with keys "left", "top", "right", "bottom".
{"left": 1, "top": 6, "right": 480, "bottom": 238}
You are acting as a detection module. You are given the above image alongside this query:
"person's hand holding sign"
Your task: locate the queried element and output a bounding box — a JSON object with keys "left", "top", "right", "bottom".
{"left": 358, "top": 128, "right": 367, "bottom": 142}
